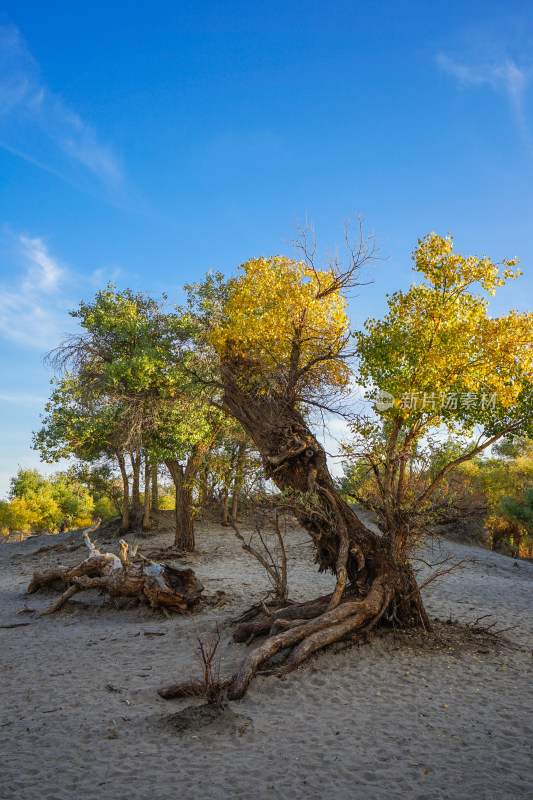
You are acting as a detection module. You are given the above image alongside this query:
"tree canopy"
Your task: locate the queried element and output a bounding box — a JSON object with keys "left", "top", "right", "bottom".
{"left": 343, "top": 233, "right": 533, "bottom": 553}
{"left": 206, "top": 255, "right": 352, "bottom": 402}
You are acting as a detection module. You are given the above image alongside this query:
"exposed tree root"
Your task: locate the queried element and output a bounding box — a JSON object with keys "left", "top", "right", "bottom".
{"left": 27, "top": 523, "right": 204, "bottom": 615}
{"left": 158, "top": 676, "right": 233, "bottom": 701}
{"left": 159, "top": 577, "right": 394, "bottom": 701}
{"left": 227, "top": 577, "right": 388, "bottom": 699}
{"left": 231, "top": 589, "right": 356, "bottom": 643}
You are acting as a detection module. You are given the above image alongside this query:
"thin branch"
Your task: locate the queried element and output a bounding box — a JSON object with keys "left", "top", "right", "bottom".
{"left": 403, "top": 558, "right": 474, "bottom": 601}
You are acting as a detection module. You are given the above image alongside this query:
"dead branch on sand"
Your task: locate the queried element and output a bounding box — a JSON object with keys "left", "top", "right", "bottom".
{"left": 227, "top": 511, "right": 288, "bottom": 604}
{"left": 158, "top": 619, "right": 230, "bottom": 703}
{"left": 27, "top": 520, "right": 204, "bottom": 615}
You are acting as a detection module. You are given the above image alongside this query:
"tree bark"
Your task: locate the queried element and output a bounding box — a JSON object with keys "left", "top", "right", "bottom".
{"left": 211, "top": 362, "right": 429, "bottom": 695}
{"left": 151, "top": 465, "right": 159, "bottom": 511}
{"left": 175, "top": 466, "right": 194, "bottom": 551}
{"left": 117, "top": 452, "right": 130, "bottom": 531}
{"left": 165, "top": 457, "right": 196, "bottom": 551}
{"left": 165, "top": 436, "right": 219, "bottom": 551}
{"left": 231, "top": 440, "right": 247, "bottom": 520}
{"left": 160, "top": 371, "right": 430, "bottom": 700}
{"left": 130, "top": 450, "right": 141, "bottom": 509}
{"left": 143, "top": 457, "right": 151, "bottom": 531}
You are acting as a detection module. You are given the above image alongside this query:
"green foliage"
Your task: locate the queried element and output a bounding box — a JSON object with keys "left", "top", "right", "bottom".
{"left": 93, "top": 496, "right": 118, "bottom": 520}
{"left": 49, "top": 472, "right": 95, "bottom": 524}
{"left": 343, "top": 234, "right": 533, "bottom": 555}
{"left": 71, "top": 464, "right": 124, "bottom": 514}
{"left": 458, "top": 453, "right": 533, "bottom": 555}
{"left": 7, "top": 468, "right": 62, "bottom": 531}
{"left": 34, "top": 285, "right": 227, "bottom": 535}
{"left": 492, "top": 435, "right": 533, "bottom": 460}
{"left": 36, "top": 285, "right": 204, "bottom": 466}
{"left": 70, "top": 284, "right": 193, "bottom": 398}
{"left": 426, "top": 438, "right": 480, "bottom": 480}
{"left": 10, "top": 468, "right": 47, "bottom": 498}
{"left": 354, "top": 233, "right": 533, "bottom": 437}
{"left": 501, "top": 490, "right": 533, "bottom": 531}
{"left": 33, "top": 374, "right": 126, "bottom": 463}
{"left": 1, "top": 467, "right": 104, "bottom": 535}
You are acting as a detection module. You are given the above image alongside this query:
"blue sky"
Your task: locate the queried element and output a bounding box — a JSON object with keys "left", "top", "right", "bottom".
{"left": 1, "top": 0, "right": 533, "bottom": 497}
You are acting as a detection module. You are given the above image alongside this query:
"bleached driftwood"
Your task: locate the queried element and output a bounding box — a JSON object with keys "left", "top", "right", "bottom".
{"left": 27, "top": 521, "right": 203, "bottom": 615}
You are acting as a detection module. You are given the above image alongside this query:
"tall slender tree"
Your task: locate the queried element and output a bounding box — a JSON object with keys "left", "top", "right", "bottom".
{"left": 43, "top": 285, "right": 225, "bottom": 544}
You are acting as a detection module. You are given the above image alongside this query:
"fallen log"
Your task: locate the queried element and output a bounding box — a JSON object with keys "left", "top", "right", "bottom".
{"left": 27, "top": 521, "right": 204, "bottom": 615}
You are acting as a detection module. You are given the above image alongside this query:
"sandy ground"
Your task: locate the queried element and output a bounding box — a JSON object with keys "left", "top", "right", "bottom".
{"left": 0, "top": 517, "right": 532, "bottom": 800}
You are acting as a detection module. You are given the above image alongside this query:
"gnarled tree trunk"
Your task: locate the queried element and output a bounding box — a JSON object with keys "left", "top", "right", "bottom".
{"left": 160, "top": 373, "right": 430, "bottom": 701}
{"left": 211, "top": 365, "right": 428, "bottom": 698}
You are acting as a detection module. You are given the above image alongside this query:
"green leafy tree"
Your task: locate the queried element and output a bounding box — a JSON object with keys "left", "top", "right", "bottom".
{"left": 34, "top": 374, "right": 133, "bottom": 529}
{"left": 345, "top": 233, "right": 533, "bottom": 556}
{"left": 501, "top": 490, "right": 533, "bottom": 556}
{"left": 41, "top": 285, "right": 226, "bottom": 546}
{"left": 49, "top": 472, "right": 95, "bottom": 526}
{"left": 1, "top": 467, "right": 95, "bottom": 535}
{"left": 148, "top": 397, "right": 225, "bottom": 549}
{"left": 8, "top": 468, "right": 62, "bottom": 532}
{"left": 457, "top": 453, "right": 533, "bottom": 557}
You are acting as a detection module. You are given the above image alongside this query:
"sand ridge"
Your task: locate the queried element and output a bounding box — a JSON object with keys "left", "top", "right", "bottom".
{"left": 0, "top": 522, "right": 532, "bottom": 800}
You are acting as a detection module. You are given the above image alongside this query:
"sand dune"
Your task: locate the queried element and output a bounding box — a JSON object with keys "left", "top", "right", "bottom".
{"left": 0, "top": 522, "right": 531, "bottom": 800}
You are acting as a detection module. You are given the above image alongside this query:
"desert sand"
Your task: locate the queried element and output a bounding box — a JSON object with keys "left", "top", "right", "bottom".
{"left": 0, "top": 518, "right": 532, "bottom": 800}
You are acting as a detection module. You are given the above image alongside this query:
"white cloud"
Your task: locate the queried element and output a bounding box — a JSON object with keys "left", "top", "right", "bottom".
{"left": 438, "top": 53, "right": 528, "bottom": 108}
{"left": 437, "top": 34, "right": 532, "bottom": 147}
{"left": 0, "top": 232, "right": 71, "bottom": 348}
{"left": 0, "top": 393, "right": 47, "bottom": 407}
{"left": 0, "top": 24, "right": 124, "bottom": 197}
{"left": 19, "top": 235, "right": 62, "bottom": 291}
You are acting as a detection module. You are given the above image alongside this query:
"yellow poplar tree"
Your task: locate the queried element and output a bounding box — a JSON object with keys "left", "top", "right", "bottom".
{"left": 345, "top": 233, "right": 533, "bottom": 556}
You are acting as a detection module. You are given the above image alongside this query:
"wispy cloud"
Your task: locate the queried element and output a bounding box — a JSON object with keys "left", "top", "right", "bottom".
{"left": 0, "top": 229, "right": 130, "bottom": 349}
{"left": 18, "top": 235, "right": 62, "bottom": 291}
{"left": 0, "top": 393, "right": 47, "bottom": 407}
{"left": 0, "top": 231, "right": 71, "bottom": 348}
{"left": 437, "top": 31, "right": 533, "bottom": 147}
{"left": 0, "top": 24, "right": 124, "bottom": 198}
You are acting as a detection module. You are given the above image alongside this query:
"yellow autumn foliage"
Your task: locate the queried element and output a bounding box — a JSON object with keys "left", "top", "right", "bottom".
{"left": 356, "top": 233, "right": 533, "bottom": 422}
{"left": 209, "top": 256, "right": 352, "bottom": 394}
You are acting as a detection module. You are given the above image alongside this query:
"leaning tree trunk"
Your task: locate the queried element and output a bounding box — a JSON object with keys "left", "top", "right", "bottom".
{"left": 222, "top": 376, "right": 421, "bottom": 589}
{"left": 160, "top": 369, "right": 430, "bottom": 702}
{"left": 215, "top": 364, "right": 428, "bottom": 696}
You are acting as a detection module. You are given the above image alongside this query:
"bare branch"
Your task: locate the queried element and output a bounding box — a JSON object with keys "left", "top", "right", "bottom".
{"left": 289, "top": 214, "right": 383, "bottom": 299}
